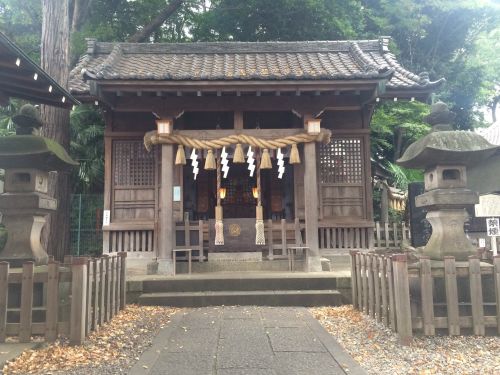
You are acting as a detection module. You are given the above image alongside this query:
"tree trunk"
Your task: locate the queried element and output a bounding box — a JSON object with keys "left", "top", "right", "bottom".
{"left": 128, "top": 0, "right": 183, "bottom": 43}
{"left": 40, "top": 0, "right": 72, "bottom": 261}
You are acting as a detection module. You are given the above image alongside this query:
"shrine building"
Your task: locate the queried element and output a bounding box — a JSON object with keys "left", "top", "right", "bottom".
{"left": 69, "top": 38, "right": 442, "bottom": 274}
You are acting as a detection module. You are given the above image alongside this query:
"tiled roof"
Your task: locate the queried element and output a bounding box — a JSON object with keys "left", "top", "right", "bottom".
{"left": 69, "top": 38, "right": 443, "bottom": 95}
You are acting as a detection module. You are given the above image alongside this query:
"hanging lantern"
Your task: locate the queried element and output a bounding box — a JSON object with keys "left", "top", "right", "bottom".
{"left": 252, "top": 187, "right": 259, "bottom": 199}
{"left": 156, "top": 118, "right": 173, "bottom": 135}
{"left": 219, "top": 187, "right": 227, "bottom": 199}
{"left": 306, "top": 119, "right": 321, "bottom": 135}
{"left": 289, "top": 144, "right": 301, "bottom": 164}
{"left": 204, "top": 149, "right": 216, "bottom": 170}
{"left": 175, "top": 144, "right": 186, "bottom": 165}
{"left": 260, "top": 148, "right": 272, "bottom": 169}
{"left": 233, "top": 143, "right": 245, "bottom": 163}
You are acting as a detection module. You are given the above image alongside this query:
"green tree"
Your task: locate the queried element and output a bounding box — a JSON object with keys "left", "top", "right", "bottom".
{"left": 192, "top": 0, "right": 364, "bottom": 42}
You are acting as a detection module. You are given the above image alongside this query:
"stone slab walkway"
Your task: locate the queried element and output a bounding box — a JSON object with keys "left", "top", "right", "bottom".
{"left": 130, "top": 306, "right": 365, "bottom": 375}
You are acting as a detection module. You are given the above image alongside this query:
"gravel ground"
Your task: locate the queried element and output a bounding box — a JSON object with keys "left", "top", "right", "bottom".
{"left": 311, "top": 306, "right": 500, "bottom": 375}
{"left": 2, "top": 305, "right": 180, "bottom": 375}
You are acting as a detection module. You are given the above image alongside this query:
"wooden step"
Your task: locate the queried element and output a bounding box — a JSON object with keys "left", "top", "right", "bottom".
{"left": 138, "top": 289, "right": 344, "bottom": 307}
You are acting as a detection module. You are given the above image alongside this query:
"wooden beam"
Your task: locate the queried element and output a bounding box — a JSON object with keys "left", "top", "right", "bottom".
{"left": 233, "top": 111, "right": 244, "bottom": 130}
{"left": 110, "top": 94, "right": 362, "bottom": 114}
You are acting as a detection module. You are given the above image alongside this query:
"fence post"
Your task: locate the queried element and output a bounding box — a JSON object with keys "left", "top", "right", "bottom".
{"left": 92, "top": 259, "right": 100, "bottom": 331}
{"left": 115, "top": 256, "right": 121, "bottom": 315}
{"left": 373, "top": 255, "right": 381, "bottom": 322}
{"left": 19, "top": 262, "right": 34, "bottom": 343}
{"left": 70, "top": 257, "right": 88, "bottom": 345}
{"left": 367, "top": 254, "right": 375, "bottom": 318}
{"left": 119, "top": 252, "right": 127, "bottom": 309}
{"left": 444, "top": 256, "right": 460, "bottom": 336}
{"left": 110, "top": 257, "right": 116, "bottom": 318}
{"left": 392, "top": 254, "right": 412, "bottom": 345}
{"left": 86, "top": 258, "right": 93, "bottom": 336}
{"left": 355, "top": 253, "right": 363, "bottom": 310}
{"left": 349, "top": 251, "right": 358, "bottom": 308}
{"left": 45, "top": 260, "right": 59, "bottom": 342}
{"left": 0, "top": 262, "right": 9, "bottom": 343}
{"left": 103, "top": 255, "right": 111, "bottom": 322}
{"left": 386, "top": 257, "right": 396, "bottom": 331}
{"left": 379, "top": 256, "right": 388, "bottom": 325}
{"left": 468, "top": 255, "right": 485, "bottom": 335}
{"left": 361, "top": 254, "right": 368, "bottom": 314}
{"left": 419, "top": 257, "right": 435, "bottom": 336}
{"left": 99, "top": 257, "right": 106, "bottom": 325}
{"left": 494, "top": 255, "right": 500, "bottom": 334}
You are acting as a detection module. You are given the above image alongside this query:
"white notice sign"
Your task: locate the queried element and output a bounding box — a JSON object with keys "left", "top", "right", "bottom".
{"left": 103, "top": 210, "right": 110, "bottom": 226}
{"left": 173, "top": 186, "right": 181, "bottom": 202}
{"left": 486, "top": 217, "right": 499, "bottom": 237}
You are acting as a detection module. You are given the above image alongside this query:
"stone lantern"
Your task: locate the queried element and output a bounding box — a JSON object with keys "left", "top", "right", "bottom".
{"left": 0, "top": 105, "right": 78, "bottom": 266}
{"left": 397, "top": 102, "right": 498, "bottom": 260}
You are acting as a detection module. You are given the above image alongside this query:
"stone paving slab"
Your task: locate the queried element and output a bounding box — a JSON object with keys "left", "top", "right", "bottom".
{"left": 129, "top": 306, "right": 366, "bottom": 375}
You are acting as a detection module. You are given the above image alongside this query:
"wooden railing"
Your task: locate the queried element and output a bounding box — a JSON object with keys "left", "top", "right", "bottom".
{"left": 104, "top": 223, "right": 155, "bottom": 256}
{"left": 319, "top": 221, "right": 410, "bottom": 253}
{"left": 373, "top": 221, "right": 410, "bottom": 249}
{"left": 174, "top": 214, "right": 205, "bottom": 262}
{"left": 266, "top": 218, "right": 305, "bottom": 260}
{"left": 350, "top": 251, "right": 500, "bottom": 344}
{"left": 0, "top": 253, "right": 126, "bottom": 345}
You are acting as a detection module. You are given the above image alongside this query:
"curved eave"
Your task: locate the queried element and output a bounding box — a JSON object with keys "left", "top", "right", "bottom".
{"left": 0, "top": 31, "right": 80, "bottom": 108}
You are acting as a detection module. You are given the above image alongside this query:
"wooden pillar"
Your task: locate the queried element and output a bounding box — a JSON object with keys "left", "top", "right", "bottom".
{"left": 158, "top": 143, "right": 174, "bottom": 274}
{"left": 102, "top": 114, "right": 113, "bottom": 253}
{"left": 303, "top": 115, "right": 322, "bottom": 272}
{"left": 380, "top": 182, "right": 389, "bottom": 223}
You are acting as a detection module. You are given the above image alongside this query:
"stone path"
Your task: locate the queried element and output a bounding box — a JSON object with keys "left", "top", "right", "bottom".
{"left": 129, "top": 306, "right": 365, "bottom": 375}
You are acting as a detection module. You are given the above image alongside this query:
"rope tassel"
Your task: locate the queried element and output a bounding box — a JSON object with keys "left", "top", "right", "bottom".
{"left": 175, "top": 145, "right": 186, "bottom": 165}
{"left": 255, "top": 205, "right": 265, "bottom": 245}
{"left": 260, "top": 148, "right": 272, "bottom": 169}
{"left": 215, "top": 205, "right": 224, "bottom": 245}
{"left": 205, "top": 149, "right": 216, "bottom": 170}
{"left": 233, "top": 143, "right": 245, "bottom": 163}
{"left": 289, "top": 144, "right": 301, "bottom": 164}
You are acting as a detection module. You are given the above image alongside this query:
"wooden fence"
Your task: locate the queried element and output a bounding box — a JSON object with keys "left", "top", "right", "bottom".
{"left": 0, "top": 253, "right": 126, "bottom": 345}
{"left": 350, "top": 252, "right": 500, "bottom": 344}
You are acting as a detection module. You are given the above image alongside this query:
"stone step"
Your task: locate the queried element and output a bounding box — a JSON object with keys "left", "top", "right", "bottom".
{"left": 141, "top": 275, "right": 349, "bottom": 293}
{"left": 138, "top": 289, "right": 344, "bottom": 307}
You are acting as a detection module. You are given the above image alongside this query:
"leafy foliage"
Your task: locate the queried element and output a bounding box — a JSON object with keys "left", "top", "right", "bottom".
{"left": 69, "top": 105, "right": 104, "bottom": 193}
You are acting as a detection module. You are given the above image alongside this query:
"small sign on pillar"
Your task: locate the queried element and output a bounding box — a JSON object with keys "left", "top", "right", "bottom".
{"left": 103, "top": 210, "right": 110, "bottom": 226}
{"left": 486, "top": 217, "right": 499, "bottom": 255}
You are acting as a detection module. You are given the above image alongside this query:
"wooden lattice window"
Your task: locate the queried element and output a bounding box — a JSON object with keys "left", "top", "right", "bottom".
{"left": 113, "top": 140, "right": 154, "bottom": 186}
{"left": 318, "top": 138, "right": 363, "bottom": 184}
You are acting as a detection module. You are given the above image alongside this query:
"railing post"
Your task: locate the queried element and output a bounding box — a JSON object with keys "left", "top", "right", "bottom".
{"left": 19, "top": 262, "right": 34, "bottom": 343}
{"left": 419, "top": 256, "right": 435, "bottom": 336}
{"left": 45, "top": 260, "right": 59, "bottom": 342}
{"left": 494, "top": 255, "right": 500, "bottom": 334}
{"left": 444, "top": 256, "right": 460, "bottom": 335}
{"left": 70, "top": 257, "right": 88, "bottom": 345}
{"left": 119, "top": 252, "right": 127, "bottom": 310}
{"left": 349, "top": 250, "right": 358, "bottom": 308}
{"left": 468, "top": 255, "right": 485, "bottom": 335}
{"left": 0, "top": 262, "right": 9, "bottom": 343}
{"left": 392, "top": 254, "right": 412, "bottom": 345}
